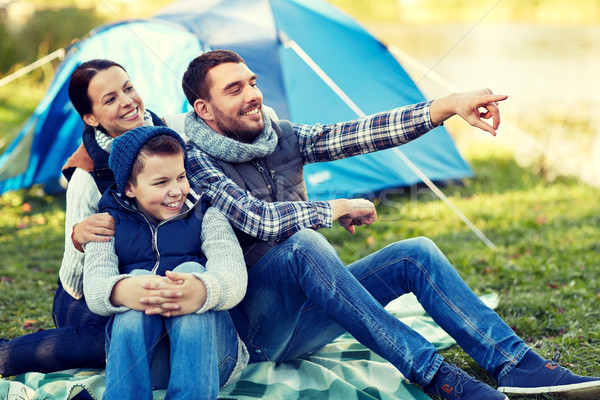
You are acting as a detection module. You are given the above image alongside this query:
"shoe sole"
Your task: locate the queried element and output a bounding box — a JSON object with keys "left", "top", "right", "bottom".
{"left": 498, "top": 380, "right": 600, "bottom": 400}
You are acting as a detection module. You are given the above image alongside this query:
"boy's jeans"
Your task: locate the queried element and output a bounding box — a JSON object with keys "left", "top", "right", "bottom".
{"left": 0, "top": 281, "right": 109, "bottom": 377}
{"left": 230, "top": 230, "right": 530, "bottom": 387}
{"left": 103, "top": 263, "right": 239, "bottom": 400}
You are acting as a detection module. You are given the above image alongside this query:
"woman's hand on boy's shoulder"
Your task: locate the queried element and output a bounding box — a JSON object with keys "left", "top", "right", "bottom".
{"left": 72, "top": 212, "right": 115, "bottom": 252}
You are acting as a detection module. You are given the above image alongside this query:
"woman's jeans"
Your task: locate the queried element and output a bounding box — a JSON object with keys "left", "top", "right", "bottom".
{"left": 0, "top": 281, "right": 109, "bottom": 376}
{"left": 103, "top": 263, "right": 239, "bottom": 400}
{"left": 230, "top": 230, "right": 530, "bottom": 387}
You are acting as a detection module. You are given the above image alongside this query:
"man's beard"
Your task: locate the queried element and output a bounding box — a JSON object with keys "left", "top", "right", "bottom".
{"left": 213, "top": 102, "right": 264, "bottom": 143}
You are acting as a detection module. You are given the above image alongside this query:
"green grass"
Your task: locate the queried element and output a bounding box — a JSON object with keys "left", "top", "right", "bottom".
{"left": 1, "top": 141, "right": 599, "bottom": 398}
{"left": 321, "top": 143, "right": 600, "bottom": 398}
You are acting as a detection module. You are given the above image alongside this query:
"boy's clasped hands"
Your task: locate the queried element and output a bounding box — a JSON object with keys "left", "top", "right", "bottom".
{"left": 110, "top": 271, "right": 207, "bottom": 316}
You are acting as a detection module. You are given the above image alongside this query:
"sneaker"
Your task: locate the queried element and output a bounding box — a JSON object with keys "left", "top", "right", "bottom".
{"left": 424, "top": 362, "right": 508, "bottom": 400}
{"left": 498, "top": 352, "right": 600, "bottom": 399}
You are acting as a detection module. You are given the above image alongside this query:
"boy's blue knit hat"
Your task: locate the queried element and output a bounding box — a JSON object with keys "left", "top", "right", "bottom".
{"left": 108, "top": 125, "right": 188, "bottom": 195}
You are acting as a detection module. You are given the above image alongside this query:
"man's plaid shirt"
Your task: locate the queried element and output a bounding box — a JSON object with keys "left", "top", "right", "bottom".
{"left": 187, "top": 100, "right": 435, "bottom": 243}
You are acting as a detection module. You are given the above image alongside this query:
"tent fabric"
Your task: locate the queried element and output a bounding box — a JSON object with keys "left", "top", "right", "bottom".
{"left": 0, "top": 0, "right": 473, "bottom": 198}
{"left": 0, "top": 293, "right": 499, "bottom": 400}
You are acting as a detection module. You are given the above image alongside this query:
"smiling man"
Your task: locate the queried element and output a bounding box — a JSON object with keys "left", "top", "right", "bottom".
{"left": 180, "top": 49, "right": 600, "bottom": 400}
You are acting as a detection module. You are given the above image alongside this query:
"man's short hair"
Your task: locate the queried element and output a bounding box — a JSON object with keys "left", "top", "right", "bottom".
{"left": 182, "top": 49, "right": 245, "bottom": 106}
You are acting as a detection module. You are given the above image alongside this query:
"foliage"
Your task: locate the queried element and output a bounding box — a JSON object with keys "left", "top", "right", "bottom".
{"left": 0, "top": 7, "right": 107, "bottom": 75}
{"left": 0, "top": 18, "right": 25, "bottom": 74}
{"left": 20, "top": 7, "right": 105, "bottom": 55}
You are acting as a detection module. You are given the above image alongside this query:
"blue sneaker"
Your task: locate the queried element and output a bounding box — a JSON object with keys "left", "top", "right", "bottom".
{"left": 424, "top": 362, "right": 508, "bottom": 400}
{"left": 498, "top": 352, "right": 600, "bottom": 399}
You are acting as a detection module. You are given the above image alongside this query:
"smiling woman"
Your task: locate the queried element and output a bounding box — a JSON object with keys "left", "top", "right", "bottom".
{"left": 71, "top": 64, "right": 146, "bottom": 137}
{"left": 0, "top": 58, "right": 166, "bottom": 377}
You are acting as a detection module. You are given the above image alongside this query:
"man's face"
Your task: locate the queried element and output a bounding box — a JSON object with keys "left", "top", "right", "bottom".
{"left": 201, "top": 62, "right": 265, "bottom": 143}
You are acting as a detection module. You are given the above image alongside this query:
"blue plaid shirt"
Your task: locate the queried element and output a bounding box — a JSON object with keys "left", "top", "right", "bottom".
{"left": 187, "top": 100, "right": 435, "bottom": 242}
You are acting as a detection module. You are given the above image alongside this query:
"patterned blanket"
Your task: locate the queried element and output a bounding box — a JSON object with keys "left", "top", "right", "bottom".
{"left": 0, "top": 293, "right": 498, "bottom": 400}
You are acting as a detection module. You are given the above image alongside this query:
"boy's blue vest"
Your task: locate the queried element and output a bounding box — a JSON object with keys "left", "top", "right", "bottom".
{"left": 98, "top": 187, "right": 209, "bottom": 275}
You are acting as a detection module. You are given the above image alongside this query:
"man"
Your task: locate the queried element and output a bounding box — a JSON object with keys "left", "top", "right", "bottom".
{"left": 178, "top": 49, "right": 600, "bottom": 400}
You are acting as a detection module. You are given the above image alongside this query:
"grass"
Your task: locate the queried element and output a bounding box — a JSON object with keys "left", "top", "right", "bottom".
{"left": 1, "top": 1, "right": 599, "bottom": 397}
{"left": 322, "top": 143, "right": 600, "bottom": 398}
{"left": 1, "top": 140, "right": 599, "bottom": 399}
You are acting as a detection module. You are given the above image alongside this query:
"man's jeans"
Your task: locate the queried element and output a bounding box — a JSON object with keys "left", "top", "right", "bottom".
{"left": 103, "top": 263, "right": 239, "bottom": 400}
{"left": 230, "top": 230, "right": 530, "bottom": 387}
{"left": 0, "top": 281, "right": 109, "bottom": 377}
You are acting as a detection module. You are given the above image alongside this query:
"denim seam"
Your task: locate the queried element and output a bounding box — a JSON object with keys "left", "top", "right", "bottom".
{"left": 284, "top": 244, "right": 410, "bottom": 369}
{"left": 352, "top": 252, "right": 448, "bottom": 386}
{"left": 406, "top": 254, "right": 521, "bottom": 367}
{"left": 497, "top": 346, "right": 530, "bottom": 380}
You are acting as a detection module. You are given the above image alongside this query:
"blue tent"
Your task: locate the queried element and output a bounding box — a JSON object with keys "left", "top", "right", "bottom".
{"left": 0, "top": 0, "right": 473, "bottom": 199}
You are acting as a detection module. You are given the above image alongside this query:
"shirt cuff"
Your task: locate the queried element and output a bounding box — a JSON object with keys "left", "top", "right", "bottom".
{"left": 311, "top": 201, "right": 333, "bottom": 229}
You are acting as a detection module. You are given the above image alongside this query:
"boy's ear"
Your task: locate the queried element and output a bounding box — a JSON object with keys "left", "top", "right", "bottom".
{"left": 124, "top": 183, "right": 136, "bottom": 199}
{"left": 82, "top": 113, "right": 99, "bottom": 127}
{"left": 193, "top": 99, "right": 213, "bottom": 121}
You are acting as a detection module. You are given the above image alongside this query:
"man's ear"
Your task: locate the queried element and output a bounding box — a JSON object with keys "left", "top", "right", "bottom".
{"left": 193, "top": 99, "right": 213, "bottom": 121}
{"left": 82, "top": 113, "right": 99, "bottom": 127}
{"left": 124, "top": 183, "right": 136, "bottom": 199}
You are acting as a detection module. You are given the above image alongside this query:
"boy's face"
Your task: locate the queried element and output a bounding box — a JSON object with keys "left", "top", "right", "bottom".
{"left": 125, "top": 153, "right": 190, "bottom": 224}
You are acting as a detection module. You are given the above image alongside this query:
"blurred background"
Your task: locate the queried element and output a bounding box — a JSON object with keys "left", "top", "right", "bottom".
{"left": 1, "top": 0, "right": 599, "bottom": 187}
{"left": 1, "top": 0, "right": 599, "bottom": 371}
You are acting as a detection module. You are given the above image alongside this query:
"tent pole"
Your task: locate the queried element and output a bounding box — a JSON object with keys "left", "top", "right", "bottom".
{"left": 281, "top": 35, "right": 497, "bottom": 250}
{"left": 0, "top": 48, "right": 65, "bottom": 89}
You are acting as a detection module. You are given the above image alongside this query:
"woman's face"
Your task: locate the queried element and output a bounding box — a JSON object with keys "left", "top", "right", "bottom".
{"left": 82, "top": 66, "right": 146, "bottom": 138}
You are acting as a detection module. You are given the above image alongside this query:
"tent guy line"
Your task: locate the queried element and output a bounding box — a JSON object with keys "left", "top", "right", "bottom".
{"left": 0, "top": 0, "right": 475, "bottom": 241}
{"left": 282, "top": 34, "right": 496, "bottom": 250}
{"left": 0, "top": 29, "right": 498, "bottom": 251}
{"left": 0, "top": 49, "right": 65, "bottom": 89}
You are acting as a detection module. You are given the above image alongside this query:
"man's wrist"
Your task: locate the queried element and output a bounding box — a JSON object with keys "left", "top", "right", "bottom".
{"left": 329, "top": 199, "right": 349, "bottom": 220}
{"left": 429, "top": 93, "right": 457, "bottom": 126}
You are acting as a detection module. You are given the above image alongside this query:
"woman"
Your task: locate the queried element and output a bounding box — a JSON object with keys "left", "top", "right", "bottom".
{"left": 0, "top": 60, "right": 194, "bottom": 376}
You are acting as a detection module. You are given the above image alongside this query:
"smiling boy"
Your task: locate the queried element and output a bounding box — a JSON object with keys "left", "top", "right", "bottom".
{"left": 82, "top": 126, "right": 247, "bottom": 400}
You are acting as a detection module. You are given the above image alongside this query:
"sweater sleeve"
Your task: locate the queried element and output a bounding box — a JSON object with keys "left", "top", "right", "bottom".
{"left": 296, "top": 101, "right": 435, "bottom": 163}
{"left": 83, "top": 238, "right": 131, "bottom": 316}
{"left": 192, "top": 207, "right": 247, "bottom": 313}
{"left": 187, "top": 148, "right": 334, "bottom": 242}
{"left": 59, "top": 168, "right": 102, "bottom": 299}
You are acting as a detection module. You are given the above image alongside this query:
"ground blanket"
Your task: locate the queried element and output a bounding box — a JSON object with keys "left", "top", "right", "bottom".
{"left": 0, "top": 293, "right": 498, "bottom": 400}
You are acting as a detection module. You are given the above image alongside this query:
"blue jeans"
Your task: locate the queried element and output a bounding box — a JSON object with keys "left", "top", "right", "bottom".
{"left": 230, "top": 230, "right": 530, "bottom": 387}
{"left": 0, "top": 281, "right": 109, "bottom": 376}
{"left": 103, "top": 263, "right": 239, "bottom": 400}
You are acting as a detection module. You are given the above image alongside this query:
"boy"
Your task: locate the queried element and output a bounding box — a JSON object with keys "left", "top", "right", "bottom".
{"left": 83, "top": 126, "right": 247, "bottom": 400}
